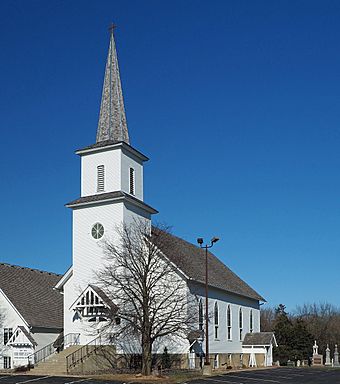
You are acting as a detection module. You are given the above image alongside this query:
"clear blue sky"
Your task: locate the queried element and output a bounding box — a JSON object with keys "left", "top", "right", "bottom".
{"left": 1, "top": 0, "right": 340, "bottom": 312}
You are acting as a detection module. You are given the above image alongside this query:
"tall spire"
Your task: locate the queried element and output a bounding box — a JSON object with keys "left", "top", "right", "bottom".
{"left": 96, "top": 25, "right": 130, "bottom": 144}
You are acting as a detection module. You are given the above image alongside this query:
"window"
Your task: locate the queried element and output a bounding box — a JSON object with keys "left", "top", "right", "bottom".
{"left": 227, "top": 305, "right": 232, "bottom": 340}
{"left": 250, "top": 310, "right": 253, "bottom": 333}
{"left": 3, "top": 356, "right": 11, "bottom": 369}
{"left": 129, "top": 168, "right": 135, "bottom": 195}
{"left": 3, "top": 328, "right": 13, "bottom": 345}
{"left": 214, "top": 302, "right": 219, "bottom": 339}
{"left": 239, "top": 308, "right": 243, "bottom": 341}
{"left": 91, "top": 223, "right": 104, "bottom": 239}
{"left": 97, "top": 165, "right": 105, "bottom": 192}
{"left": 198, "top": 299, "right": 203, "bottom": 331}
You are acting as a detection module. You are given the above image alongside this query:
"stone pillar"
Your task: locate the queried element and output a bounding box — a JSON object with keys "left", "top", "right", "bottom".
{"left": 334, "top": 344, "right": 340, "bottom": 367}
{"left": 325, "top": 344, "right": 331, "bottom": 366}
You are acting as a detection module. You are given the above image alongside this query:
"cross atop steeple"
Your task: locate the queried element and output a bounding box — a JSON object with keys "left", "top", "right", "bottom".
{"left": 96, "top": 25, "right": 130, "bottom": 144}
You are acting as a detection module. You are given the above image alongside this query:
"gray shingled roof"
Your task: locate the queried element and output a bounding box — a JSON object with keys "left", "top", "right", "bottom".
{"left": 243, "top": 332, "right": 275, "bottom": 346}
{"left": 77, "top": 139, "right": 123, "bottom": 151}
{"left": 76, "top": 140, "right": 149, "bottom": 161}
{"left": 65, "top": 191, "right": 158, "bottom": 214}
{"left": 153, "top": 229, "right": 265, "bottom": 302}
{"left": 66, "top": 191, "right": 124, "bottom": 206}
{"left": 96, "top": 30, "right": 129, "bottom": 145}
{"left": 0, "top": 263, "right": 63, "bottom": 329}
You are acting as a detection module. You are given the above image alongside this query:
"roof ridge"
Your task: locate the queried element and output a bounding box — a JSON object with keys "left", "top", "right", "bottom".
{"left": 0, "top": 262, "right": 61, "bottom": 277}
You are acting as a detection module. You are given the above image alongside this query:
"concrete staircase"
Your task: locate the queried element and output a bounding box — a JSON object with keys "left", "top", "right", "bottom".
{"left": 29, "top": 345, "right": 80, "bottom": 375}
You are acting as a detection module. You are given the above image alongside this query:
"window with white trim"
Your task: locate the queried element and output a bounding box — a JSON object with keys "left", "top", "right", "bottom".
{"left": 97, "top": 165, "right": 105, "bottom": 192}
{"left": 3, "top": 328, "right": 13, "bottom": 345}
{"left": 250, "top": 309, "right": 253, "bottom": 333}
{"left": 129, "top": 167, "right": 135, "bottom": 195}
{"left": 239, "top": 308, "right": 243, "bottom": 341}
{"left": 198, "top": 299, "right": 203, "bottom": 331}
{"left": 227, "top": 305, "right": 232, "bottom": 340}
{"left": 3, "top": 356, "right": 11, "bottom": 369}
{"left": 214, "top": 302, "right": 219, "bottom": 339}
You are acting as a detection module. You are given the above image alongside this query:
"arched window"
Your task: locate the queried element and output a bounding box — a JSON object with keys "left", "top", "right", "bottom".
{"left": 198, "top": 299, "right": 203, "bottom": 331}
{"left": 250, "top": 310, "right": 253, "bottom": 333}
{"left": 239, "top": 308, "right": 243, "bottom": 341}
{"left": 227, "top": 305, "right": 232, "bottom": 340}
{"left": 214, "top": 302, "right": 219, "bottom": 339}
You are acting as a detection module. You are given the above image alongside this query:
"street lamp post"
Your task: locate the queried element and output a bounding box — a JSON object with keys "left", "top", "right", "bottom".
{"left": 197, "top": 236, "right": 219, "bottom": 367}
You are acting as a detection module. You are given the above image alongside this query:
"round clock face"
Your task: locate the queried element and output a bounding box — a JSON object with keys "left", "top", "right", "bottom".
{"left": 91, "top": 223, "right": 104, "bottom": 239}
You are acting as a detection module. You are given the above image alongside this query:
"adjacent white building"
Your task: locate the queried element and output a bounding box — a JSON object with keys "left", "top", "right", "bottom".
{"left": 0, "top": 263, "right": 63, "bottom": 369}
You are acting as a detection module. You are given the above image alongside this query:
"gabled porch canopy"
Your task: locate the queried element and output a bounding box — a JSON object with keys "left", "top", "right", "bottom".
{"left": 7, "top": 326, "right": 37, "bottom": 348}
{"left": 69, "top": 284, "right": 118, "bottom": 321}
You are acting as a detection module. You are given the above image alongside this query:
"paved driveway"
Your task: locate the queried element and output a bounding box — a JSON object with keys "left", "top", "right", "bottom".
{"left": 190, "top": 368, "right": 340, "bottom": 384}
{"left": 2, "top": 368, "right": 340, "bottom": 384}
{"left": 0, "top": 376, "right": 123, "bottom": 384}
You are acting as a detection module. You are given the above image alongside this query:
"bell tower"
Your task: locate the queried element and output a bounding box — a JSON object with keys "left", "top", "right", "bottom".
{"left": 60, "top": 27, "right": 157, "bottom": 342}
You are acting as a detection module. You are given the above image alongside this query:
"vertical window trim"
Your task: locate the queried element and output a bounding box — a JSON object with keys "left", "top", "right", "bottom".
{"left": 250, "top": 309, "right": 253, "bottom": 333}
{"left": 129, "top": 167, "right": 135, "bottom": 195}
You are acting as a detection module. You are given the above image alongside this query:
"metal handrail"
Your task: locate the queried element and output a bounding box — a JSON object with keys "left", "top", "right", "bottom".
{"left": 28, "top": 332, "right": 80, "bottom": 365}
{"left": 66, "top": 334, "right": 102, "bottom": 373}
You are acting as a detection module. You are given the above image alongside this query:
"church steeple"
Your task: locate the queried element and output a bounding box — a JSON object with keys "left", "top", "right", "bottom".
{"left": 96, "top": 25, "right": 130, "bottom": 144}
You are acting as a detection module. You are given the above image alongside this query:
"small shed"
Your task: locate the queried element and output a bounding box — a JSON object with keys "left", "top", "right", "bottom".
{"left": 242, "top": 332, "right": 277, "bottom": 367}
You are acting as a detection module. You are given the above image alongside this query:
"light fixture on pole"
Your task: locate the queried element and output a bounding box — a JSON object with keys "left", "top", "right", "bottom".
{"left": 197, "top": 236, "right": 220, "bottom": 367}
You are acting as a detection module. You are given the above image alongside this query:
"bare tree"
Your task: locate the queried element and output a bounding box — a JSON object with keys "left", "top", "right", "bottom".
{"left": 295, "top": 302, "right": 340, "bottom": 355}
{"left": 96, "top": 220, "right": 196, "bottom": 376}
{"left": 260, "top": 307, "right": 276, "bottom": 332}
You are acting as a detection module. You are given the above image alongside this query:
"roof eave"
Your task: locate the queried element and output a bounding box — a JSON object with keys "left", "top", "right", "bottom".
{"left": 75, "top": 141, "right": 149, "bottom": 162}
{"left": 0, "top": 288, "right": 30, "bottom": 329}
{"left": 55, "top": 266, "right": 73, "bottom": 291}
{"left": 66, "top": 193, "right": 158, "bottom": 214}
{"left": 189, "top": 278, "right": 265, "bottom": 302}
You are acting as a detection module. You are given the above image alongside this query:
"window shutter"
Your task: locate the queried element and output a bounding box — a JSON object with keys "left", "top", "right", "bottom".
{"left": 97, "top": 165, "right": 105, "bottom": 192}
{"left": 129, "top": 168, "right": 135, "bottom": 195}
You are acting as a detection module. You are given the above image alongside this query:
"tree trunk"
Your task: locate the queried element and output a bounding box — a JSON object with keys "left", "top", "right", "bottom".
{"left": 141, "top": 336, "right": 152, "bottom": 376}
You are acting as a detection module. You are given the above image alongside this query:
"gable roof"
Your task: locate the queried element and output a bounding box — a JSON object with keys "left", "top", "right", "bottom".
{"left": 153, "top": 229, "right": 265, "bottom": 302}
{"left": 243, "top": 332, "right": 277, "bottom": 346}
{"left": 70, "top": 284, "right": 118, "bottom": 314}
{"left": 18, "top": 326, "right": 38, "bottom": 346}
{"left": 89, "top": 285, "right": 118, "bottom": 313}
{"left": 0, "top": 263, "right": 63, "bottom": 329}
{"left": 7, "top": 326, "right": 38, "bottom": 347}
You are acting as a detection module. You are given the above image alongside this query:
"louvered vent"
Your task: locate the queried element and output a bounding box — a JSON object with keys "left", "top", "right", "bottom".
{"left": 97, "top": 165, "right": 105, "bottom": 192}
{"left": 129, "top": 168, "right": 135, "bottom": 195}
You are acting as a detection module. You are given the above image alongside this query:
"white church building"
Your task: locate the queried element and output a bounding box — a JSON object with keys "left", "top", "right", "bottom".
{"left": 0, "top": 29, "right": 275, "bottom": 372}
